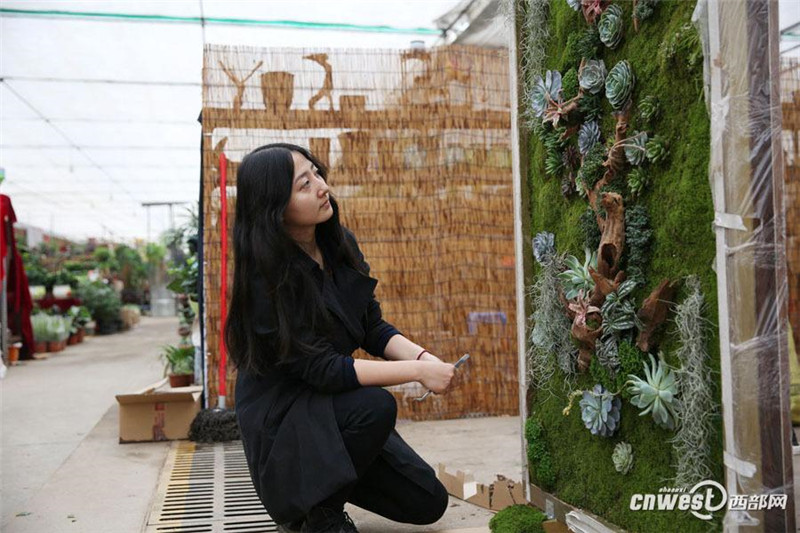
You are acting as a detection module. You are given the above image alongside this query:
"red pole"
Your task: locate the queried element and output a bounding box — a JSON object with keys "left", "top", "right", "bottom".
{"left": 218, "top": 153, "right": 228, "bottom": 404}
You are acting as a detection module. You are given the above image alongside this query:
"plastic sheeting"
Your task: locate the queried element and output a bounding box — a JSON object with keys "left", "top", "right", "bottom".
{"left": 700, "top": 0, "right": 795, "bottom": 529}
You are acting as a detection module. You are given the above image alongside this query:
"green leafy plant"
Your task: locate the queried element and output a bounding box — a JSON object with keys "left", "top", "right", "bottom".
{"left": 578, "top": 120, "right": 601, "bottom": 156}
{"left": 579, "top": 91, "right": 603, "bottom": 121}
{"left": 645, "top": 134, "right": 669, "bottom": 163}
{"left": 525, "top": 417, "right": 555, "bottom": 489}
{"left": 627, "top": 353, "right": 680, "bottom": 430}
{"left": 590, "top": 340, "right": 645, "bottom": 399}
{"left": 605, "top": 60, "right": 635, "bottom": 110}
{"left": 601, "top": 280, "right": 641, "bottom": 336}
{"left": 624, "top": 205, "right": 653, "bottom": 285}
{"left": 638, "top": 95, "right": 660, "bottom": 124}
{"left": 167, "top": 255, "right": 199, "bottom": 302}
{"left": 624, "top": 131, "right": 648, "bottom": 166}
{"left": 598, "top": 4, "right": 624, "bottom": 49}
{"left": 670, "top": 276, "right": 716, "bottom": 487}
{"left": 613, "top": 442, "right": 634, "bottom": 474}
{"left": 659, "top": 22, "right": 703, "bottom": 72}
{"left": 627, "top": 167, "right": 649, "bottom": 198}
{"left": 578, "top": 59, "right": 607, "bottom": 95}
{"left": 75, "top": 281, "right": 122, "bottom": 331}
{"left": 558, "top": 248, "right": 597, "bottom": 300}
{"left": 580, "top": 384, "right": 622, "bottom": 437}
{"left": 161, "top": 345, "right": 195, "bottom": 376}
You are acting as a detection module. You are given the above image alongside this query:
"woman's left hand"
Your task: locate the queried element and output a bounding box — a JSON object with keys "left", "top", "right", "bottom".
{"left": 420, "top": 352, "right": 464, "bottom": 393}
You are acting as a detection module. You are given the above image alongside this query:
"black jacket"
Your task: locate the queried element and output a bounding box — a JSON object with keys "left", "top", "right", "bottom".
{"left": 235, "top": 230, "right": 439, "bottom": 524}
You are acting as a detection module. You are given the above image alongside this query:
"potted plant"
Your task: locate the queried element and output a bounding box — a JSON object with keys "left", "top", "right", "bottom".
{"left": 46, "top": 315, "right": 69, "bottom": 353}
{"left": 32, "top": 313, "right": 51, "bottom": 354}
{"left": 161, "top": 345, "right": 195, "bottom": 387}
{"left": 75, "top": 281, "right": 122, "bottom": 335}
{"left": 67, "top": 305, "right": 91, "bottom": 343}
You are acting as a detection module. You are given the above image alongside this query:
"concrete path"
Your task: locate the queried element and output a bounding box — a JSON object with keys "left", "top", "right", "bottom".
{"left": 1, "top": 315, "right": 522, "bottom": 532}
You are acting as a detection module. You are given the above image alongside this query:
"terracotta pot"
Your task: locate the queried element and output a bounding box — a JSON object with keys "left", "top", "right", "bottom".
{"left": 34, "top": 341, "right": 48, "bottom": 354}
{"left": 260, "top": 72, "right": 294, "bottom": 112}
{"left": 77, "top": 329, "right": 85, "bottom": 343}
{"left": 67, "top": 334, "right": 79, "bottom": 346}
{"left": 169, "top": 373, "right": 194, "bottom": 388}
{"left": 8, "top": 344, "right": 20, "bottom": 365}
{"left": 47, "top": 340, "right": 64, "bottom": 353}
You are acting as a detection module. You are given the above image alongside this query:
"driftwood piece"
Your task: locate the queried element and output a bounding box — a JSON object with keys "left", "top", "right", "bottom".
{"left": 587, "top": 102, "right": 631, "bottom": 215}
{"left": 597, "top": 192, "right": 626, "bottom": 278}
{"left": 581, "top": 0, "right": 611, "bottom": 25}
{"left": 568, "top": 293, "right": 603, "bottom": 372}
{"left": 636, "top": 279, "right": 678, "bottom": 352}
{"left": 588, "top": 267, "right": 626, "bottom": 309}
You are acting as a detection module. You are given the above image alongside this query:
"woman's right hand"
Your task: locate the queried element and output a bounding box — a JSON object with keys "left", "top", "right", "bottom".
{"left": 419, "top": 361, "right": 456, "bottom": 394}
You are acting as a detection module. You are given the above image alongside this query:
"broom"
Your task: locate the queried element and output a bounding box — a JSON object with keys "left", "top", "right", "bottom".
{"left": 189, "top": 151, "right": 240, "bottom": 443}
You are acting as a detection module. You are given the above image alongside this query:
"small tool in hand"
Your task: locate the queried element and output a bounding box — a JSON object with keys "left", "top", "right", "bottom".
{"left": 414, "top": 353, "right": 470, "bottom": 402}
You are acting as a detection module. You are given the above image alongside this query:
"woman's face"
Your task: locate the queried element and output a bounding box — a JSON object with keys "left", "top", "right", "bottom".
{"left": 283, "top": 151, "right": 333, "bottom": 232}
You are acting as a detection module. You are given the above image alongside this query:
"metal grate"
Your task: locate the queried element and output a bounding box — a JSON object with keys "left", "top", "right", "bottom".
{"left": 144, "top": 441, "right": 278, "bottom": 533}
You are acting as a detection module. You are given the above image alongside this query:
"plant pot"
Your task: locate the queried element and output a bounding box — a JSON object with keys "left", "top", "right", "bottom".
{"left": 77, "top": 329, "right": 85, "bottom": 343}
{"left": 260, "top": 71, "right": 294, "bottom": 112}
{"left": 34, "top": 341, "right": 48, "bottom": 354}
{"left": 169, "top": 373, "right": 194, "bottom": 388}
{"left": 67, "top": 334, "right": 79, "bottom": 346}
{"left": 47, "top": 340, "right": 64, "bottom": 353}
{"left": 8, "top": 343, "right": 20, "bottom": 365}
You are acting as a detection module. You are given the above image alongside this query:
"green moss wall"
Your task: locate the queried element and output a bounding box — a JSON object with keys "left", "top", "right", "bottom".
{"left": 524, "top": 1, "right": 724, "bottom": 531}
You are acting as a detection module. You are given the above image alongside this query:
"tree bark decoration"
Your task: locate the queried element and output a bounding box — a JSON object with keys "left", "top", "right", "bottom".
{"left": 636, "top": 279, "right": 678, "bottom": 352}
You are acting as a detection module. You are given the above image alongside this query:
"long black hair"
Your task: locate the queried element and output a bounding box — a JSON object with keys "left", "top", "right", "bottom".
{"left": 224, "top": 143, "right": 363, "bottom": 376}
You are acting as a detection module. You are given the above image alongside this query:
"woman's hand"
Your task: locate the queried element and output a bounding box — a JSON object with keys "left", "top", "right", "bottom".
{"left": 418, "top": 361, "right": 456, "bottom": 394}
{"left": 419, "top": 351, "right": 442, "bottom": 363}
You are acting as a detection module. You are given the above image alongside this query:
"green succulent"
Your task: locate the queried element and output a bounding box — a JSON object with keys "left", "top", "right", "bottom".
{"left": 645, "top": 134, "right": 669, "bottom": 163}
{"left": 530, "top": 70, "right": 562, "bottom": 118}
{"left": 613, "top": 442, "right": 634, "bottom": 474}
{"left": 558, "top": 248, "right": 598, "bottom": 300}
{"left": 605, "top": 60, "right": 635, "bottom": 110}
{"left": 578, "top": 121, "right": 601, "bottom": 156}
{"left": 578, "top": 59, "right": 607, "bottom": 95}
{"left": 598, "top": 4, "right": 624, "bottom": 49}
{"left": 579, "top": 91, "right": 603, "bottom": 121}
{"left": 624, "top": 131, "right": 648, "bottom": 166}
{"left": 627, "top": 167, "right": 649, "bottom": 198}
{"left": 639, "top": 95, "right": 660, "bottom": 124}
{"left": 627, "top": 353, "right": 680, "bottom": 430}
{"left": 635, "top": 0, "right": 660, "bottom": 23}
{"left": 545, "top": 150, "right": 564, "bottom": 177}
{"left": 580, "top": 384, "right": 622, "bottom": 437}
{"left": 562, "top": 68, "right": 579, "bottom": 100}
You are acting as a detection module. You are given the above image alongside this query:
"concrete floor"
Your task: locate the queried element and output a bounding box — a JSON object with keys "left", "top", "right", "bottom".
{"left": 1, "top": 316, "right": 522, "bottom": 533}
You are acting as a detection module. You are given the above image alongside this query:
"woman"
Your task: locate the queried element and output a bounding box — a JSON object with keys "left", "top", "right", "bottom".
{"left": 226, "top": 143, "right": 456, "bottom": 533}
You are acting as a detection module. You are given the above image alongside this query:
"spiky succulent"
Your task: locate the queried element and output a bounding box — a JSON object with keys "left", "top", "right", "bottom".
{"left": 598, "top": 4, "right": 624, "bottom": 49}
{"left": 578, "top": 59, "right": 607, "bottom": 95}
{"left": 645, "top": 134, "right": 669, "bottom": 163}
{"left": 530, "top": 70, "right": 562, "bottom": 118}
{"left": 613, "top": 442, "right": 634, "bottom": 474}
{"left": 532, "top": 232, "right": 556, "bottom": 265}
{"left": 578, "top": 121, "right": 601, "bottom": 156}
{"left": 579, "top": 92, "right": 603, "bottom": 120}
{"left": 627, "top": 167, "right": 649, "bottom": 198}
{"left": 580, "top": 384, "right": 622, "bottom": 437}
{"left": 639, "top": 95, "right": 660, "bottom": 124}
{"left": 627, "top": 353, "right": 680, "bottom": 430}
{"left": 558, "top": 248, "right": 597, "bottom": 300}
{"left": 624, "top": 131, "right": 648, "bottom": 166}
{"left": 605, "top": 60, "right": 635, "bottom": 110}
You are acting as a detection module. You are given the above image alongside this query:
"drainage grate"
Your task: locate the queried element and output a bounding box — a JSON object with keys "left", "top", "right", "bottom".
{"left": 144, "top": 441, "right": 277, "bottom": 533}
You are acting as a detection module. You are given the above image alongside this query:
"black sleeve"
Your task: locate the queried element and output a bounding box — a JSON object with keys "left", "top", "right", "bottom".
{"left": 251, "top": 276, "right": 360, "bottom": 393}
{"left": 342, "top": 229, "right": 402, "bottom": 359}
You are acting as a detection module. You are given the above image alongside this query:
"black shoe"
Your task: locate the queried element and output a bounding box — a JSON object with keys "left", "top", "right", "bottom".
{"left": 277, "top": 519, "right": 304, "bottom": 533}
{"left": 300, "top": 509, "right": 358, "bottom": 533}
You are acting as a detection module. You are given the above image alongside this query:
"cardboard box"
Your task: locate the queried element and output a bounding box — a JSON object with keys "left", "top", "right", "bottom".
{"left": 116, "top": 378, "right": 203, "bottom": 443}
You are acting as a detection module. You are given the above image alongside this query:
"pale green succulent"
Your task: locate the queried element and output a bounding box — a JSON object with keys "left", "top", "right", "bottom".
{"left": 532, "top": 231, "right": 556, "bottom": 265}
{"left": 605, "top": 60, "right": 635, "bottom": 110}
{"left": 645, "top": 134, "right": 669, "bottom": 163}
{"left": 627, "top": 353, "right": 680, "bottom": 430}
{"left": 613, "top": 442, "right": 634, "bottom": 474}
{"left": 624, "top": 131, "right": 648, "bottom": 166}
{"left": 580, "top": 384, "right": 622, "bottom": 437}
{"left": 627, "top": 167, "right": 649, "bottom": 198}
{"left": 578, "top": 59, "right": 607, "bottom": 95}
{"left": 598, "top": 4, "right": 624, "bottom": 49}
{"left": 639, "top": 95, "right": 660, "bottom": 124}
{"left": 558, "top": 248, "right": 598, "bottom": 300}
{"left": 578, "top": 121, "right": 601, "bottom": 156}
{"left": 567, "top": 0, "right": 581, "bottom": 11}
{"left": 530, "top": 70, "right": 562, "bottom": 118}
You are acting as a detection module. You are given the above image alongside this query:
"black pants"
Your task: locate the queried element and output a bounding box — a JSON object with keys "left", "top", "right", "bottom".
{"left": 317, "top": 387, "right": 449, "bottom": 525}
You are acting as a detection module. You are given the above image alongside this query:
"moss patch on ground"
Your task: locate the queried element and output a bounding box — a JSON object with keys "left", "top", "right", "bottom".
{"left": 489, "top": 504, "right": 548, "bottom": 533}
{"left": 525, "top": 1, "right": 723, "bottom": 532}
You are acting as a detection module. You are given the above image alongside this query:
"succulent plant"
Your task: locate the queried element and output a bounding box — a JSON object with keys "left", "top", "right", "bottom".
{"left": 563, "top": 144, "right": 580, "bottom": 169}
{"left": 627, "top": 353, "right": 680, "bottom": 430}
{"left": 624, "top": 131, "right": 648, "bottom": 166}
{"left": 598, "top": 4, "right": 624, "bottom": 49}
{"left": 627, "top": 167, "right": 649, "bottom": 198}
{"left": 562, "top": 68, "right": 580, "bottom": 100}
{"left": 645, "top": 134, "right": 669, "bottom": 163}
{"left": 578, "top": 121, "right": 601, "bottom": 156}
{"left": 639, "top": 95, "right": 660, "bottom": 124}
{"left": 578, "top": 92, "right": 603, "bottom": 121}
{"left": 580, "top": 384, "right": 622, "bottom": 437}
{"left": 558, "top": 248, "right": 597, "bottom": 300}
{"left": 567, "top": 0, "right": 581, "bottom": 11}
{"left": 561, "top": 174, "right": 576, "bottom": 198}
{"left": 530, "top": 70, "right": 563, "bottom": 118}
{"left": 578, "top": 59, "right": 607, "bottom": 95}
{"left": 545, "top": 150, "right": 564, "bottom": 177}
{"left": 613, "top": 442, "right": 634, "bottom": 474}
{"left": 634, "top": 0, "right": 660, "bottom": 25}
{"left": 605, "top": 60, "right": 635, "bottom": 110}
{"left": 532, "top": 232, "right": 556, "bottom": 265}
